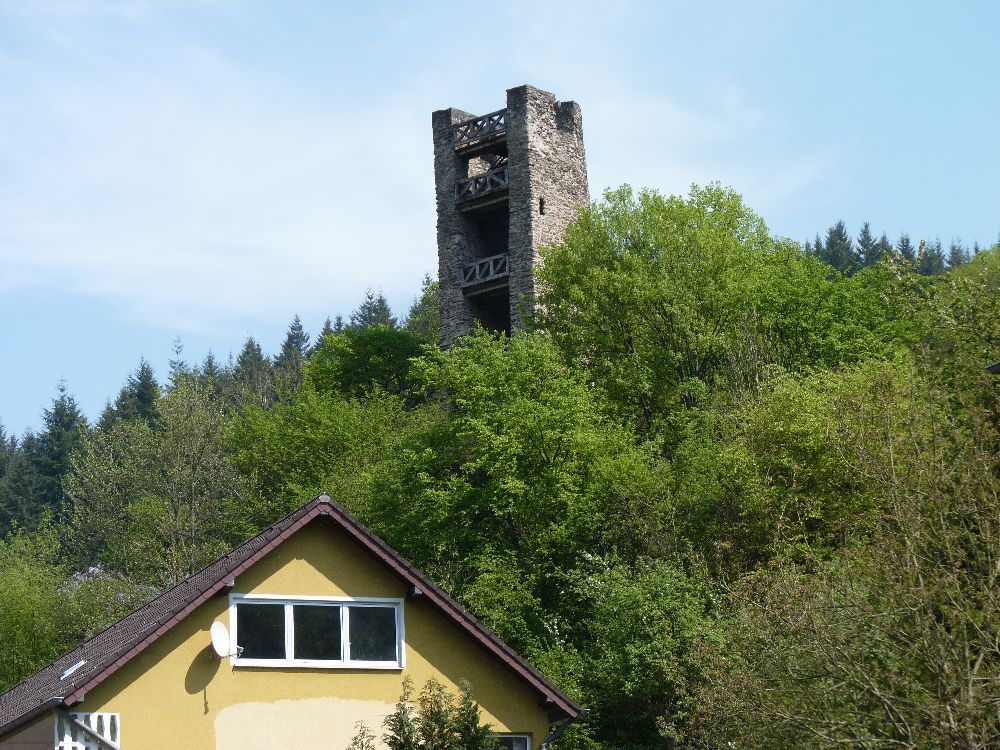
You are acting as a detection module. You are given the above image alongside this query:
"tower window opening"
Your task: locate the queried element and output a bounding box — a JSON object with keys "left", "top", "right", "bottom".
{"left": 539, "top": 197, "right": 546, "bottom": 215}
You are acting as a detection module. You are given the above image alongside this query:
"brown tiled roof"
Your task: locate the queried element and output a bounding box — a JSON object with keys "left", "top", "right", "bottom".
{"left": 0, "top": 495, "right": 581, "bottom": 738}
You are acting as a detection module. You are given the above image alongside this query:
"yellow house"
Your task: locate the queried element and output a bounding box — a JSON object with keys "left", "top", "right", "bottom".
{"left": 0, "top": 495, "right": 581, "bottom": 750}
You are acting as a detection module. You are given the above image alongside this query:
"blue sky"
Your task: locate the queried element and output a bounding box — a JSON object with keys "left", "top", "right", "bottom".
{"left": 1, "top": 0, "right": 998, "bottom": 436}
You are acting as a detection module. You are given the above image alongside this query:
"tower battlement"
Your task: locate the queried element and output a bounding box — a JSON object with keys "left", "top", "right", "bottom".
{"left": 433, "top": 85, "right": 589, "bottom": 345}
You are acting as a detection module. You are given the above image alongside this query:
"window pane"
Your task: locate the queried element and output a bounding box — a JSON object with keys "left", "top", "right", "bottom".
{"left": 236, "top": 602, "right": 285, "bottom": 659}
{"left": 498, "top": 738, "right": 528, "bottom": 750}
{"left": 348, "top": 606, "right": 397, "bottom": 662}
{"left": 293, "top": 604, "right": 342, "bottom": 660}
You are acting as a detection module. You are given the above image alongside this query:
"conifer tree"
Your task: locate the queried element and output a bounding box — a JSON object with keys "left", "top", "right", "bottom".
{"left": 96, "top": 401, "right": 116, "bottom": 433}
{"left": 383, "top": 676, "right": 420, "bottom": 750}
{"left": 347, "top": 722, "right": 378, "bottom": 750}
{"left": 821, "top": 220, "right": 858, "bottom": 273}
{"left": 333, "top": 314, "right": 346, "bottom": 334}
{"left": 233, "top": 337, "right": 274, "bottom": 410}
{"left": 273, "top": 315, "right": 310, "bottom": 391}
{"left": 857, "top": 221, "right": 877, "bottom": 267}
{"left": 454, "top": 682, "right": 498, "bottom": 750}
{"left": 875, "top": 233, "right": 892, "bottom": 265}
{"left": 199, "top": 351, "right": 228, "bottom": 402}
{"left": 947, "top": 239, "right": 968, "bottom": 269}
{"left": 417, "top": 677, "right": 456, "bottom": 750}
{"left": 113, "top": 359, "right": 160, "bottom": 426}
{"left": 403, "top": 274, "right": 440, "bottom": 344}
{"left": 308, "top": 317, "right": 336, "bottom": 358}
{"left": 896, "top": 232, "right": 916, "bottom": 262}
{"left": 917, "top": 238, "right": 946, "bottom": 275}
{"left": 33, "top": 382, "right": 88, "bottom": 514}
{"left": 167, "top": 336, "right": 191, "bottom": 388}
{"left": 0, "top": 432, "right": 43, "bottom": 532}
{"left": 813, "top": 233, "right": 824, "bottom": 258}
{"left": 350, "top": 289, "right": 397, "bottom": 330}
{"left": 0, "top": 425, "right": 16, "bottom": 531}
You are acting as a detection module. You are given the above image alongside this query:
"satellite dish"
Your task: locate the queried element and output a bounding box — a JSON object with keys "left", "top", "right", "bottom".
{"left": 210, "top": 622, "right": 230, "bottom": 658}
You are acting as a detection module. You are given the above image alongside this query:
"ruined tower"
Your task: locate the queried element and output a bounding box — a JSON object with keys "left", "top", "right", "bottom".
{"left": 433, "top": 85, "right": 589, "bottom": 345}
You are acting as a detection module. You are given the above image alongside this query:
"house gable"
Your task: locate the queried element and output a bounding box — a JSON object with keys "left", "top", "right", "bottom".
{"left": 0, "top": 496, "right": 578, "bottom": 749}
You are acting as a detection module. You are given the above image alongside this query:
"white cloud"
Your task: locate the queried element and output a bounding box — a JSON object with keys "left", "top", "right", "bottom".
{"left": 0, "top": 0, "right": 839, "bottom": 340}
{"left": 0, "top": 16, "right": 439, "bottom": 335}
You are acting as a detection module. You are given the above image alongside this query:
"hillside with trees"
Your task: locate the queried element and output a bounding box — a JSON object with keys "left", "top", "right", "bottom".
{"left": 0, "top": 186, "right": 996, "bottom": 750}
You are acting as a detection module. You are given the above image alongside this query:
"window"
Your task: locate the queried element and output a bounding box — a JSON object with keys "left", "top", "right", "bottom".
{"left": 229, "top": 594, "right": 403, "bottom": 668}
{"left": 498, "top": 736, "right": 530, "bottom": 750}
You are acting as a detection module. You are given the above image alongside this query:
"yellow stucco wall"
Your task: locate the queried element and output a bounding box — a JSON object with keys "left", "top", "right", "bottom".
{"left": 75, "top": 520, "right": 551, "bottom": 750}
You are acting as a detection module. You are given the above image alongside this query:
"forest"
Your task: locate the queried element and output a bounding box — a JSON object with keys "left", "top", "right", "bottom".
{"left": 0, "top": 184, "right": 997, "bottom": 749}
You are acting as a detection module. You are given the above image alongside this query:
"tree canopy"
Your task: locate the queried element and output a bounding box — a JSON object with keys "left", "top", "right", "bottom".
{"left": 0, "top": 185, "right": 996, "bottom": 750}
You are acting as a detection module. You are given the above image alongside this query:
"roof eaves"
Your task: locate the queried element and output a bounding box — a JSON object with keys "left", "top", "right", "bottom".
{"left": 62, "top": 500, "right": 325, "bottom": 706}
{"left": 0, "top": 696, "right": 64, "bottom": 740}
{"left": 2, "top": 493, "right": 580, "bottom": 731}
{"left": 316, "top": 500, "right": 582, "bottom": 719}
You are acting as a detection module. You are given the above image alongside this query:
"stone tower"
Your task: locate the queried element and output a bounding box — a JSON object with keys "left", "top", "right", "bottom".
{"left": 433, "top": 85, "right": 589, "bottom": 345}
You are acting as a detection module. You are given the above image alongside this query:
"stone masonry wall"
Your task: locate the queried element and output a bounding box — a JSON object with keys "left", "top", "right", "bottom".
{"left": 506, "top": 85, "right": 589, "bottom": 332}
{"left": 434, "top": 86, "right": 589, "bottom": 345}
{"left": 432, "top": 106, "right": 475, "bottom": 346}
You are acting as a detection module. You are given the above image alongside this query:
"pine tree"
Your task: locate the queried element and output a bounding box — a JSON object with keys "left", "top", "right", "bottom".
{"left": 233, "top": 337, "right": 274, "bottom": 410}
{"left": 0, "top": 432, "right": 43, "bottom": 532}
{"left": 917, "top": 238, "right": 946, "bottom": 275}
{"left": 802, "top": 238, "right": 813, "bottom": 255}
{"left": 273, "top": 315, "right": 310, "bottom": 391}
{"left": 113, "top": 359, "right": 160, "bottom": 426}
{"left": 333, "top": 314, "right": 346, "bottom": 334}
{"left": 972, "top": 241, "right": 981, "bottom": 257}
{"left": 404, "top": 274, "right": 441, "bottom": 343}
{"left": 199, "top": 351, "right": 229, "bottom": 402}
{"left": 874, "top": 233, "right": 892, "bottom": 265}
{"left": 32, "top": 382, "right": 89, "bottom": 515}
{"left": 813, "top": 233, "right": 824, "bottom": 258}
{"left": 167, "top": 336, "right": 191, "bottom": 388}
{"left": 201, "top": 351, "right": 222, "bottom": 383}
{"left": 96, "top": 401, "right": 116, "bottom": 432}
{"left": 383, "top": 676, "right": 420, "bottom": 750}
{"left": 896, "top": 232, "right": 916, "bottom": 263}
{"left": 417, "top": 677, "right": 456, "bottom": 750}
{"left": 308, "top": 317, "right": 336, "bottom": 358}
{"left": 350, "top": 289, "right": 397, "bottom": 330}
{"left": 948, "top": 239, "right": 968, "bottom": 269}
{"left": 820, "top": 220, "right": 858, "bottom": 273}
{"left": 454, "top": 681, "right": 498, "bottom": 750}
{"left": 0, "top": 424, "right": 15, "bottom": 531}
{"left": 857, "top": 221, "right": 877, "bottom": 267}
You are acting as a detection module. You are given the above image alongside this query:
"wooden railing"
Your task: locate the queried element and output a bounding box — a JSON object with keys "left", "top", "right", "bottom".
{"left": 462, "top": 253, "right": 509, "bottom": 287}
{"left": 455, "top": 167, "right": 508, "bottom": 203}
{"left": 453, "top": 109, "right": 506, "bottom": 148}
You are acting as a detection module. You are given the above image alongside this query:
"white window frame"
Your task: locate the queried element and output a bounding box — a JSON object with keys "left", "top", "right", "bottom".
{"left": 228, "top": 593, "right": 405, "bottom": 669}
{"left": 497, "top": 735, "right": 531, "bottom": 750}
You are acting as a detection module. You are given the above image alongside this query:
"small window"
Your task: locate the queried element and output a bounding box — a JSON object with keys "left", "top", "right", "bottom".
{"left": 349, "top": 605, "right": 397, "bottom": 661}
{"left": 498, "top": 736, "right": 530, "bottom": 750}
{"left": 236, "top": 601, "right": 284, "bottom": 659}
{"left": 294, "top": 604, "right": 342, "bottom": 660}
{"left": 539, "top": 197, "right": 546, "bottom": 215}
{"left": 231, "top": 595, "right": 403, "bottom": 668}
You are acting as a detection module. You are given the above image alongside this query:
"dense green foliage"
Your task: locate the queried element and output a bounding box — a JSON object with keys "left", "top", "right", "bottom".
{"left": 0, "top": 186, "right": 996, "bottom": 749}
